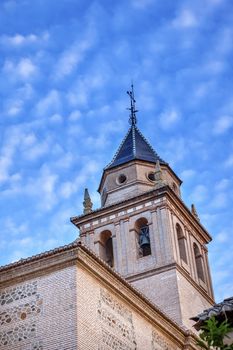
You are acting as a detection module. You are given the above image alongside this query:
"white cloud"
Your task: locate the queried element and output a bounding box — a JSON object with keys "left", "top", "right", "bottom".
{"left": 3, "top": 58, "right": 38, "bottom": 80}
{"left": 18, "top": 58, "right": 37, "bottom": 78}
{"left": 203, "top": 60, "right": 225, "bottom": 75}
{"left": 173, "top": 9, "right": 198, "bottom": 28}
{"left": 23, "top": 133, "right": 37, "bottom": 146}
{"left": 25, "top": 165, "right": 59, "bottom": 211}
{"left": 0, "top": 127, "right": 23, "bottom": 183}
{"left": 54, "top": 152, "right": 74, "bottom": 169}
{"left": 1, "top": 34, "right": 37, "bottom": 46}
{"left": 159, "top": 109, "right": 180, "bottom": 130}
{"left": 215, "top": 178, "right": 230, "bottom": 191}
{"left": 23, "top": 139, "right": 50, "bottom": 161}
{"left": 54, "top": 38, "right": 93, "bottom": 80}
{"left": 50, "top": 114, "right": 63, "bottom": 123}
{"left": 213, "top": 115, "right": 233, "bottom": 134}
{"left": 35, "top": 90, "right": 61, "bottom": 117}
{"left": 3, "top": 217, "right": 28, "bottom": 236}
{"left": 189, "top": 184, "right": 208, "bottom": 203}
{"left": 215, "top": 230, "right": 229, "bottom": 243}
{"left": 6, "top": 99, "right": 23, "bottom": 116}
{"left": 0, "top": 32, "right": 49, "bottom": 47}
{"left": 4, "top": 84, "right": 35, "bottom": 116}
{"left": 59, "top": 160, "right": 100, "bottom": 199}
{"left": 224, "top": 154, "right": 233, "bottom": 167}
{"left": 211, "top": 192, "right": 227, "bottom": 209}
{"left": 69, "top": 110, "right": 82, "bottom": 121}
{"left": 180, "top": 169, "right": 196, "bottom": 180}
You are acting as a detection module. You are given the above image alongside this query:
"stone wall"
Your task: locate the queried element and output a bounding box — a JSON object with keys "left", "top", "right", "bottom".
{"left": 0, "top": 265, "right": 77, "bottom": 350}
{"left": 76, "top": 264, "right": 182, "bottom": 350}
{"left": 177, "top": 270, "right": 212, "bottom": 330}
{"left": 129, "top": 268, "right": 182, "bottom": 325}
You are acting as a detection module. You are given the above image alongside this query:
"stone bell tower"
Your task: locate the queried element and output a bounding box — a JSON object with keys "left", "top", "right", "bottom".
{"left": 71, "top": 86, "right": 214, "bottom": 329}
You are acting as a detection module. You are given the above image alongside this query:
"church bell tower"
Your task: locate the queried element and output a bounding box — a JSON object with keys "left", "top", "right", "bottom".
{"left": 71, "top": 86, "right": 214, "bottom": 329}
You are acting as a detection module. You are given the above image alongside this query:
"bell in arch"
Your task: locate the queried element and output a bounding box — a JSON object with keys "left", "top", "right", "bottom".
{"left": 139, "top": 225, "right": 151, "bottom": 256}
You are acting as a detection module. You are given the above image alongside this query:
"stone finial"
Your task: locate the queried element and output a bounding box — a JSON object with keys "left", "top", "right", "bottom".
{"left": 154, "top": 160, "right": 163, "bottom": 182}
{"left": 83, "top": 188, "right": 93, "bottom": 214}
{"left": 191, "top": 203, "right": 200, "bottom": 221}
{"left": 153, "top": 160, "right": 168, "bottom": 190}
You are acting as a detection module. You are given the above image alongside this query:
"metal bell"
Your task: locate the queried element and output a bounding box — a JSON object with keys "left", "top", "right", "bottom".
{"left": 139, "top": 226, "right": 150, "bottom": 248}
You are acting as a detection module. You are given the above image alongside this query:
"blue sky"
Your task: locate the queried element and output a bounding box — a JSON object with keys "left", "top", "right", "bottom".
{"left": 0, "top": 0, "right": 233, "bottom": 302}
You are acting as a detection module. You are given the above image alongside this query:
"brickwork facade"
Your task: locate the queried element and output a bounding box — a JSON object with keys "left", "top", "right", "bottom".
{"left": 0, "top": 117, "right": 215, "bottom": 348}
{"left": 0, "top": 265, "right": 77, "bottom": 350}
{"left": 0, "top": 245, "right": 200, "bottom": 349}
{"left": 73, "top": 184, "right": 214, "bottom": 329}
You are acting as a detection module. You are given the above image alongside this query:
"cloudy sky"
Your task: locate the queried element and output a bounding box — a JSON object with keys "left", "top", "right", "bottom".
{"left": 0, "top": 0, "right": 233, "bottom": 302}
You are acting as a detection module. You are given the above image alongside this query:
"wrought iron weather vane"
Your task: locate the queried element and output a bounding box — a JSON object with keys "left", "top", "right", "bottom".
{"left": 127, "top": 84, "right": 138, "bottom": 126}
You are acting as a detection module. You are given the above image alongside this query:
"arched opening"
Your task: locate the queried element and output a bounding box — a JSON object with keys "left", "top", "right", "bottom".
{"left": 99, "top": 230, "right": 114, "bottom": 267}
{"left": 135, "top": 218, "right": 151, "bottom": 257}
{"left": 172, "top": 182, "right": 178, "bottom": 193}
{"left": 193, "top": 243, "right": 205, "bottom": 282}
{"left": 176, "top": 223, "right": 187, "bottom": 264}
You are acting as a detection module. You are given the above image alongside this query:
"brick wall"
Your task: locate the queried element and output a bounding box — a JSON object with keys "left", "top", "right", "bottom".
{"left": 0, "top": 266, "right": 77, "bottom": 350}
{"left": 177, "top": 270, "right": 212, "bottom": 330}
{"left": 129, "top": 268, "right": 182, "bottom": 325}
{"left": 76, "top": 264, "right": 182, "bottom": 350}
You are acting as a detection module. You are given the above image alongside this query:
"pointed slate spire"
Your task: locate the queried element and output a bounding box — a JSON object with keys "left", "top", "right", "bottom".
{"left": 105, "top": 125, "right": 167, "bottom": 170}
{"left": 105, "top": 85, "right": 167, "bottom": 170}
{"left": 83, "top": 188, "right": 93, "bottom": 214}
{"left": 191, "top": 204, "right": 200, "bottom": 222}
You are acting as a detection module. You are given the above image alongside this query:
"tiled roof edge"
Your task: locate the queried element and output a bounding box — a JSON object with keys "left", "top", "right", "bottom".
{"left": 104, "top": 126, "right": 132, "bottom": 170}
{"left": 0, "top": 241, "right": 81, "bottom": 272}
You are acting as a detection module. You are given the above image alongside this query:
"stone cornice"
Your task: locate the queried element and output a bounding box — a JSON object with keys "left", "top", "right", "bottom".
{"left": 0, "top": 242, "right": 81, "bottom": 286}
{"left": 71, "top": 185, "right": 212, "bottom": 244}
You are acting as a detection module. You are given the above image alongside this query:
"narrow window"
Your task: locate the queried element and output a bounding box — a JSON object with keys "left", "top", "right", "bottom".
{"left": 193, "top": 243, "right": 205, "bottom": 282}
{"left": 135, "top": 218, "right": 151, "bottom": 257}
{"left": 176, "top": 223, "right": 187, "bottom": 263}
{"left": 99, "top": 230, "right": 114, "bottom": 267}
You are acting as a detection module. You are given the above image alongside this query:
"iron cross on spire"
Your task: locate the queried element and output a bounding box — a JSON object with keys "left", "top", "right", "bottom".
{"left": 127, "top": 84, "right": 138, "bottom": 126}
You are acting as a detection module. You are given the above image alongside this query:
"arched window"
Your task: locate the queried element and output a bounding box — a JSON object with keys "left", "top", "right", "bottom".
{"left": 135, "top": 218, "right": 151, "bottom": 257}
{"left": 193, "top": 243, "right": 205, "bottom": 282}
{"left": 172, "top": 182, "right": 178, "bottom": 193}
{"left": 176, "top": 223, "right": 187, "bottom": 264}
{"left": 99, "top": 230, "right": 114, "bottom": 267}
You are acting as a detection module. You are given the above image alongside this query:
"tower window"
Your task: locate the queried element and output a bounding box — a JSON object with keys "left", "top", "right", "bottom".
{"left": 193, "top": 243, "right": 205, "bottom": 282}
{"left": 172, "top": 182, "right": 178, "bottom": 193}
{"left": 135, "top": 218, "right": 151, "bottom": 257}
{"left": 148, "top": 172, "right": 156, "bottom": 182}
{"left": 117, "top": 174, "right": 127, "bottom": 185}
{"left": 176, "top": 223, "right": 187, "bottom": 264}
{"left": 99, "top": 230, "right": 114, "bottom": 267}
{"left": 101, "top": 188, "right": 107, "bottom": 206}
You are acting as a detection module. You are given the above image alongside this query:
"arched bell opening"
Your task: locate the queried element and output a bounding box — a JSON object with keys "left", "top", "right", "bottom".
{"left": 135, "top": 217, "right": 151, "bottom": 257}
{"left": 193, "top": 243, "right": 205, "bottom": 282}
{"left": 99, "top": 230, "right": 114, "bottom": 267}
{"left": 176, "top": 223, "right": 187, "bottom": 264}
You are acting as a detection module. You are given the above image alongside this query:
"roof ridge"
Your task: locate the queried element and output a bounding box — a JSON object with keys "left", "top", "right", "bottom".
{"left": 104, "top": 126, "right": 132, "bottom": 170}
{"left": 104, "top": 124, "right": 167, "bottom": 170}
{"left": 134, "top": 125, "right": 166, "bottom": 163}
{"left": 132, "top": 125, "right": 136, "bottom": 156}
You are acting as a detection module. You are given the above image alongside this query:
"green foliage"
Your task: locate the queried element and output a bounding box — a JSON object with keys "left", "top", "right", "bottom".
{"left": 197, "top": 316, "right": 233, "bottom": 350}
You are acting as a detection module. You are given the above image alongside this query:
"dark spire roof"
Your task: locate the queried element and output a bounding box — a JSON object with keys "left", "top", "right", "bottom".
{"left": 105, "top": 85, "right": 167, "bottom": 170}
{"left": 105, "top": 125, "right": 167, "bottom": 170}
